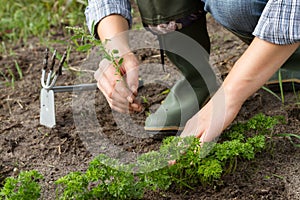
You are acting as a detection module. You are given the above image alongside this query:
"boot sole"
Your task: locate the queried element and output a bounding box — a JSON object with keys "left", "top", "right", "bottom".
{"left": 144, "top": 96, "right": 211, "bottom": 139}
{"left": 146, "top": 129, "right": 183, "bottom": 140}
{"left": 265, "top": 79, "right": 300, "bottom": 92}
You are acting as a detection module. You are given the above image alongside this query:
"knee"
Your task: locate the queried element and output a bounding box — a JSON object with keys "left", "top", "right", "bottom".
{"left": 204, "top": 0, "right": 266, "bottom": 33}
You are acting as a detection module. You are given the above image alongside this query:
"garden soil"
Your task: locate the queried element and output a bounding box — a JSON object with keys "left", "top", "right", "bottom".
{"left": 1, "top": 10, "right": 300, "bottom": 200}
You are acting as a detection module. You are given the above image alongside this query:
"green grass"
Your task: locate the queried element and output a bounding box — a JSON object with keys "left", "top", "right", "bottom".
{"left": 0, "top": 0, "right": 87, "bottom": 45}
{"left": 0, "top": 0, "right": 87, "bottom": 87}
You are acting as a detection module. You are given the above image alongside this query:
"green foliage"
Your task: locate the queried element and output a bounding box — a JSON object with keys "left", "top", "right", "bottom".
{"left": 246, "top": 113, "right": 279, "bottom": 133}
{"left": 0, "top": 66, "right": 16, "bottom": 89}
{"left": 0, "top": 114, "right": 280, "bottom": 199}
{"left": 197, "top": 159, "right": 223, "bottom": 183}
{"left": 67, "top": 25, "right": 125, "bottom": 79}
{"left": 0, "top": 170, "right": 43, "bottom": 200}
{"left": 55, "top": 113, "right": 280, "bottom": 199}
{"left": 0, "top": 0, "right": 86, "bottom": 43}
{"left": 56, "top": 155, "right": 146, "bottom": 200}
{"left": 262, "top": 69, "right": 285, "bottom": 104}
{"left": 0, "top": 60, "right": 24, "bottom": 89}
{"left": 14, "top": 60, "right": 23, "bottom": 80}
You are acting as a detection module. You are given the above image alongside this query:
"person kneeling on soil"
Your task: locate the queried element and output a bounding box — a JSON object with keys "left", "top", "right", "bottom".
{"left": 85, "top": 0, "right": 300, "bottom": 142}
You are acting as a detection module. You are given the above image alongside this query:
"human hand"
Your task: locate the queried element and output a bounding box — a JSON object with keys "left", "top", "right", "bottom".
{"left": 94, "top": 52, "right": 142, "bottom": 113}
{"left": 181, "top": 39, "right": 300, "bottom": 144}
{"left": 180, "top": 89, "right": 242, "bottom": 143}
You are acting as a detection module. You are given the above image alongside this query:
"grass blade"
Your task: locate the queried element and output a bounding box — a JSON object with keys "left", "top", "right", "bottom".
{"left": 275, "top": 133, "right": 300, "bottom": 147}
{"left": 261, "top": 86, "right": 281, "bottom": 101}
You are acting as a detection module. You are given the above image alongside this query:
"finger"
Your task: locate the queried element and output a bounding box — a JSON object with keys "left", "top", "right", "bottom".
{"left": 95, "top": 61, "right": 118, "bottom": 98}
{"left": 108, "top": 91, "right": 143, "bottom": 113}
{"left": 98, "top": 67, "right": 130, "bottom": 104}
{"left": 107, "top": 96, "right": 134, "bottom": 113}
{"left": 95, "top": 55, "right": 141, "bottom": 112}
{"left": 199, "top": 132, "right": 206, "bottom": 144}
{"left": 180, "top": 122, "right": 203, "bottom": 138}
{"left": 100, "top": 66, "right": 134, "bottom": 104}
{"left": 97, "top": 81, "right": 133, "bottom": 113}
{"left": 111, "top": 104, "right": 131, "bottom": 114}
{"left": 114, "top": 80, "right": 136, "bottom": 103}
{"left": 168, "top": 160, "right": 176, "bottom": 166}
{"left": 131, "top": 102, "right": 142, "bottom": 112}
{"left": 94, "top": 59, "right": 111, "bottom": 81}
{"left": 110, "top": 93, "right": 142, "bottom": 113}
{"left": 123, "top": 53, "right": 139, "bottom": 94}
{"left": 126, "top": 67, "right": 139, "bottom": 95}
{"left": 199, "top": 129, "right": 219, "bottom": 143}
{"left": 98, "top": 74, "right": 141, "bottom": 113}
{"left": 111, "top": 104, "right": 132, "bottom": 114}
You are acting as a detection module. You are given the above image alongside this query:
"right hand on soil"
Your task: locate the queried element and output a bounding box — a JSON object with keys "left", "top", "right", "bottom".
{"left": 94, "top": 52, "right": 142, "bottom": 113}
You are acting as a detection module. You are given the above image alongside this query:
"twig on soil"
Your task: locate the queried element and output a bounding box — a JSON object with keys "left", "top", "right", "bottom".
{"left": 1, "top": 123, "right": 22, "bottom": 132}
{"left": 26, "top": 63, "right": 34, "bottom": 74}
{"left": 57, "top": 138, "right": 68, "bottom": 155}
{"left": 16, "top": 100, "right": 24, "bottom": 109}
{"left": 66, "top": 66, "right": 96, "bottom": 73}
{"left": 58, "top": 145, "right": 61, "bottom": 155}
{"left": 34, "top": 163, "right": 56, "bottom": 168}
{"left": 4, "top": 95, "right": 12, "bottom": 115}
{"left": 4, "top": 96, "right": 24, "bottom": 111}
{"left": 150, "top": 54, "right": 160, "bottom": 58}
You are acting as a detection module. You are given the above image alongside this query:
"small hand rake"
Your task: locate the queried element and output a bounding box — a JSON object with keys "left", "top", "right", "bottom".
{"left": 40, "top": 48, "right": 97, "bottom": 128}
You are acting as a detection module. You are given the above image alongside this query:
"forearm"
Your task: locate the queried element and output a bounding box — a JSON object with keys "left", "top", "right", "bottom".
{"left": 97, "top": 15, "right": 129, "bottom": 41}
{"left": 85, "top": 0, "right": 132, "bottom": 38}
{"left": 223, "top": 37, "right": 300, "bottom": 106}
{"left": 97, "top": 14, "right": 131, "bottom": 56}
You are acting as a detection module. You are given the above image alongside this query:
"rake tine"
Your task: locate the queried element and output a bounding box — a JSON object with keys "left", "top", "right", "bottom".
{"left": 47, "top": 75, "right": 59, "bottom": 89}
{"left": 43, "top": 48, "right": 49, "bottom": 70}
{"left": 41, "top": 70, "right": 46, "bottom": 88}
{"left": 46, "top": 49, "right": 57, "bottom": 86}
{"left": 41, "top": 48, "right": 49, "bottom": 88}
{"left": 56, "top": 51, "right": 67, "bottom": 76}
{"left": 50, "top": 49, "right": 57, "bottom": 71}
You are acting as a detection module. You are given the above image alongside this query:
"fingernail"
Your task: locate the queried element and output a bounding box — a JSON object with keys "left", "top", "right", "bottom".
{"left": 94, "top": 69, "right": 100, "bottom": 80}
{"left": 168, "top": 160, "right": 176, "bottom": 166}
{"left": 131, "top": 104, "right": 138, "bottom": 108}
{"left": 127, "top": 96, "right": 133, "bottom": 103}
{"left": 133, "top": 105, "right": 143, "bottom": 112}
{"left": 131, "top": 86, "right": 137, "bottom": 94}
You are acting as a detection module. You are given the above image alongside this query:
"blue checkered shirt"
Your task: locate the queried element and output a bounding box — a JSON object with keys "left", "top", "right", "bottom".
{"left": 253, "top": 0, "right": 300, "bottom": 44}
{"left": 85, "top": 0, "right": 300, "bottom": 44}
{"left": 84, "top": 0, "right": 132, "bottom": 38}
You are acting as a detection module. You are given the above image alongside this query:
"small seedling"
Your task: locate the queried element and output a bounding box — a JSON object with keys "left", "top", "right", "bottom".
{"left": 277, "top": 69, "right": 285, "bottom": 104}
{"left": 145, "top": 111, "right": 151, "bottom": 117}
{"left": 160, "top": 88, "right": 170, "bottom": 95}
{"left": 141, "top": 96, "right": 149, "bottom": 104}
{"left": 6, "top": 66, "right": 15, "bottom": 88}
{"left": 14, "top": 60, "right": 23, "bottom": 79}
{"left": 262, "top": 69, "right": 285, "bottom": 104}
{"left": 262, "top": 86, "right": 282, "bottom": 102}
{"left": 67, "top": 24, "right": 125, "bottom": 81}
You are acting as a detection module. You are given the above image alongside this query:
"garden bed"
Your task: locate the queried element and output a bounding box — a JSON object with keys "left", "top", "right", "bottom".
{"left": 1, "top": 14, "right": 300, "bottom": 200}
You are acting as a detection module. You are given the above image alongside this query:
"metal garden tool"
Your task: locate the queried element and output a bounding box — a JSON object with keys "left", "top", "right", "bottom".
{"left": 40, "top": 48, "right": 97, "bottom": 128}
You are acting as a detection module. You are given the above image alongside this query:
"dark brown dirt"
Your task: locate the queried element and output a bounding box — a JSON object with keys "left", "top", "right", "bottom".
{"left": 1, "top": 10, "right": 300, "bottom": 200}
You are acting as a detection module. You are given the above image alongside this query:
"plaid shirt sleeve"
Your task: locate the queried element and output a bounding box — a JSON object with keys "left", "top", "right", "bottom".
{"left": 85, "top": 0, "right": 132, "bottom": 38}
{"left": 253, "top": 0, "right": 300, "bottom": 44}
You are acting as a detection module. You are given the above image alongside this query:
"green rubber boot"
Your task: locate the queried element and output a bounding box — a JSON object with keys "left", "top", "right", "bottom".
{"left": 265, "top": 47, "right": 300, "bottom": 92}
{"left": 144, "top": 16, "right": 217, "bottom": 138}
